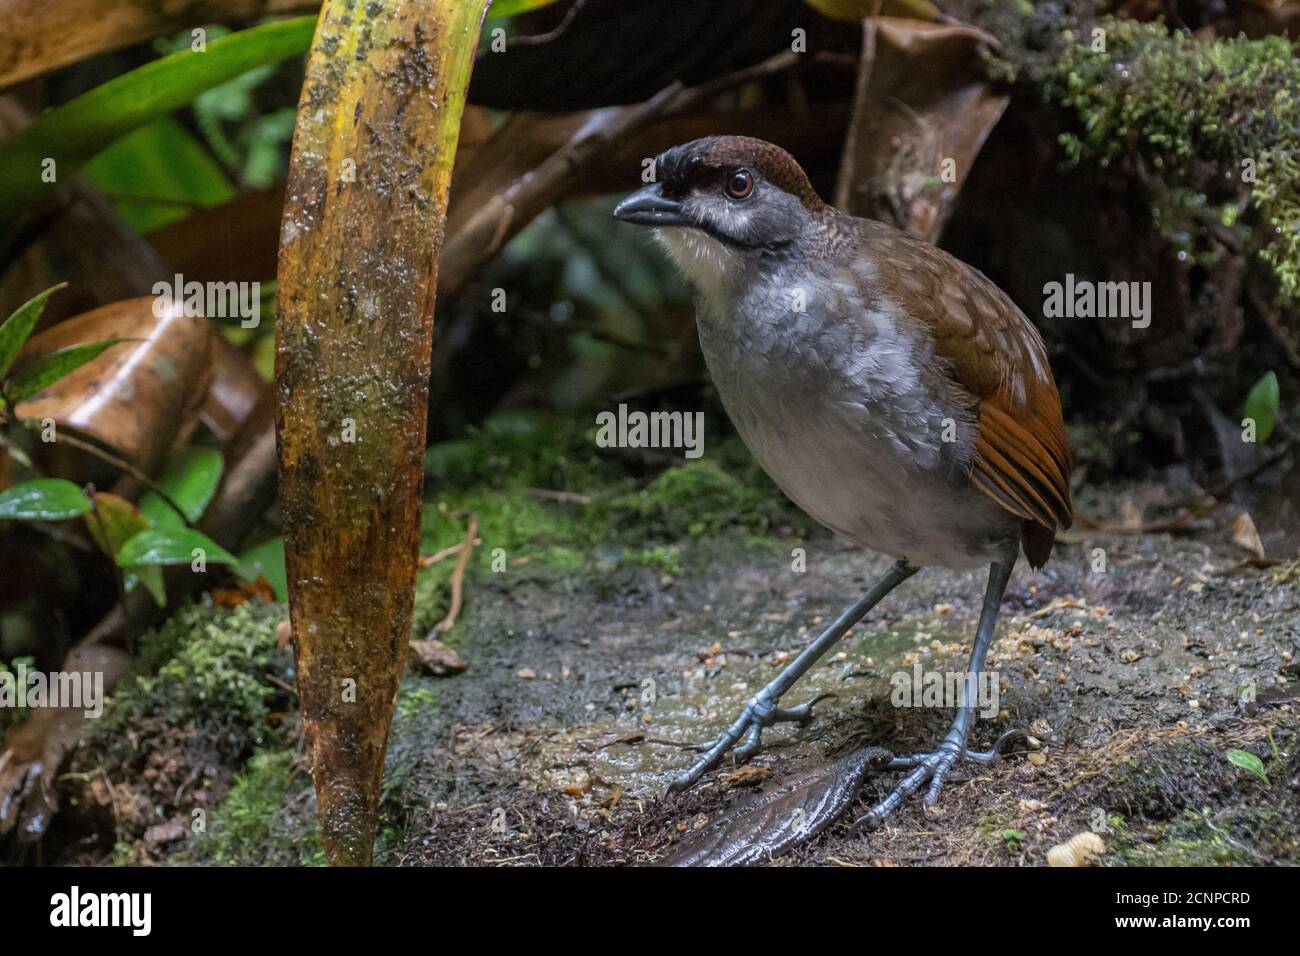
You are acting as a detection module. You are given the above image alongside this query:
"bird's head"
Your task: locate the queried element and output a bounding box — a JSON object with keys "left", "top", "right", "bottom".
{"left": 613, "top": 136, "right": 826, "bottom": 294}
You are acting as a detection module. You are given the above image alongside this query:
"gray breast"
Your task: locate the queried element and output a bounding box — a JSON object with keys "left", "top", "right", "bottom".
{"left": 694, "top": 274, "right": 1017, "bottom": 569}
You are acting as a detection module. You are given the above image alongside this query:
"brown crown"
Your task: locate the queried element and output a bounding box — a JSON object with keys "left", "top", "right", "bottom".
{"left": 657, "top": 136, "right": 825, "bottom": 209}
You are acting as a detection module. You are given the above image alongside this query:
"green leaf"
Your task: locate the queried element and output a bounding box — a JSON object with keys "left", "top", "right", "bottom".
{"left": 4, "top": 339, "right": 121, "bottom": 404}
{"left": 132, "top": 565, "right": 168, "bottom": 606}
{"left": 0, "top": 284, "right": 65, "bottom": 382}
{"left": 138, "top": 494, "right": 184, "bottom": 530}
{"left": 116, "top": 527, "right": 239, "bottom": 570}
{"left": 84, "top": 118, "right": 235, "bottom": 233}
{"left": 1242, "top": 371, "right": 1280, "bottom": 444}
{"left": 82, "top": 491, "right": 166, "bottom": 604}
{"left": 139, "top": 447, "right": 224, "bottom": 524}
{"left": 0, "top": 17, "right": 317, "bottom": 224}
{"left": 238, "top": 537, "right": 288, "bottom": 601}
{"left": 1227, "top": 748, "right": 1269, "bottom": 784}
{"left": 488, "top": 0, "right": 563, "bottom": 19}
{"left": 0, "top": 478, "right": 91, "bottom": 520}
{"left": 83, "top": 492, "right": 148, "bottom": 557}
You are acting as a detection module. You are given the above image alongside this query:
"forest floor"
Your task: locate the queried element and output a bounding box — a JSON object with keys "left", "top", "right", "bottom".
{"left": 40, "top": 416, "right": 1300, "bottom": 867}
{"left": 383, "top": 508, "right": 1300, "bottom": 867}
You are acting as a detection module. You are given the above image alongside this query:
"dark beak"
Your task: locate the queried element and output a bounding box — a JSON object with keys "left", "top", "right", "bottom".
{"left": 613, "top": 184, "right": 686, "bottom": 227}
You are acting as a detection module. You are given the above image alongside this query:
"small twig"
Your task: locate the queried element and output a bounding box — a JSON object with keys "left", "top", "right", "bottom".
{"left": 1077, "top": 439, "right": 1292, "bottom": 535}
{"left": 504, "top": 0, "right": 588, "bottom": 46}
{"left": 1075, "top": 500, "right": 1223, "bottom": 535}
{"left": 1206, "top": 440, "right": 1293, "bottom": 498}
{"left": 432, "top": 512, "right": 479, "bottom": 636}
{"left": 266, "top": 673, "right": 299, "bottom": 697}
{"left": 663, "top": 49, "right": 801, "bottom": 113}
{"left": 419, "top": 542, "right": 466, "bottom": 568}
{"left": 57, "top": 767, "right": 121, "bottom": 839}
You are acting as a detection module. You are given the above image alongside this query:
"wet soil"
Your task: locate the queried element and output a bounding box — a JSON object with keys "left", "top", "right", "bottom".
{"left": 382, "top": 498, "right": 1299, "bottom": 867}
{"left": 38, "top": 479, "right": 1299, "bottom": 868}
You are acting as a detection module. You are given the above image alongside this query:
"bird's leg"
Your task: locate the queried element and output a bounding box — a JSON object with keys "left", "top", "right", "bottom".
{"left": 854, "top": 558, "right": 1015, "bottom": 828}
{"left": 667, "top": 559, "right": 919, "bottom": 794}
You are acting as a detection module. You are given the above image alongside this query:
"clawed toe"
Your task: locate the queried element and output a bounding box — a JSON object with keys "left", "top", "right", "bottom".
{"left": 885, "top": 728, "right": 1026, "bottom": 769}
{"left": 964, "top": 728, "right": 1029, "bottom": 763}
{"left": 666, "top": 693, "right": 832, "bottom": 795}
{"left": 732, "top": 723, "right": 763, "bottom": 760}
{"left": 770, "top": 692, "right": 834, "bottom": 725}
{"left": 853, "top": 731, "right": 1023, "bottom": 829}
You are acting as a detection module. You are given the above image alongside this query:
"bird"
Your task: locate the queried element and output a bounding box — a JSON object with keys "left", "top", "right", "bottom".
{"left": 612, "top": 135, "right": 1072, "bottom": 826}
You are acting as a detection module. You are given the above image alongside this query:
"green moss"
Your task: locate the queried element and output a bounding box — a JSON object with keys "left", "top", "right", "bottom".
{"left": 1037, "top": 17, "right": 1300, "bottom": 302}
{"left": 413, "top": 489, "right": 603, "bottom": 634}
{"left": 414, "top": 414, "right": 809, "bottom": 635}
{"left": 85, "top": 601, "right": 290, "bottom": 765}
{"left": 1255, "top": 150, "right": 1300, "bottom": 303}
{"left": 188, "top": 682, "right": 472, "bottom": 869}
{"left": 1112, "top": 807, "right": 1297, "bottom": 866}
{"left": 603, "top": 459, "right": 802, "bottom": 540}
{"left": 423, "top": 410, "right": 615, "bottom": 492}
{"left": 1100, "top": 741, "right": 1216, "bottom": 820}
{"left": 1085, "top": 730, "right": 1300, "bottom": 865}
{"left": 190, "top": 749, "right": 325, "bottom": 866}
{"left": 628, "top": 544, "right": 683, "bottom": 576}
{"left": 395, "top": 684, "right": 437, "bottom": 721}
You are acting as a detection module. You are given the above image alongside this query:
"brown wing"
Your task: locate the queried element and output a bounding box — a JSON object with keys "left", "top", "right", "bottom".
{"left": 868, "top": 224, "right": 1073, "bottom": 547}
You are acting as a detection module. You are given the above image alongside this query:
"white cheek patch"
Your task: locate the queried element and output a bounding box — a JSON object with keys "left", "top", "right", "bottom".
{"left": 713, "top": 201, "right": 754, "bottom": 238}
{"left": 652, "top": 227, "right": 740, "bottom": 301}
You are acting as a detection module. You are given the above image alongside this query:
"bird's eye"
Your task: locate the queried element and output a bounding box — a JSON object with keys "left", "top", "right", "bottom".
{"left": 725, "top": 169, "right": 754, "bottom": 200}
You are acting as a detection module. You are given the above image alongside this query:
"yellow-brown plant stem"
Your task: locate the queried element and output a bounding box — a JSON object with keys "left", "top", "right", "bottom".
{"left": 274, "top": 0, "right": 489, "bottom": 866}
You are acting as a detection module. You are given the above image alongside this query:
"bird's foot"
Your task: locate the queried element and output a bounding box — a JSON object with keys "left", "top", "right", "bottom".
{"left": 666, "top": 692, "right": 833, "bottom": 794}
{"left": 852, "top": 729, "right": 1025, "bottom": 828}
